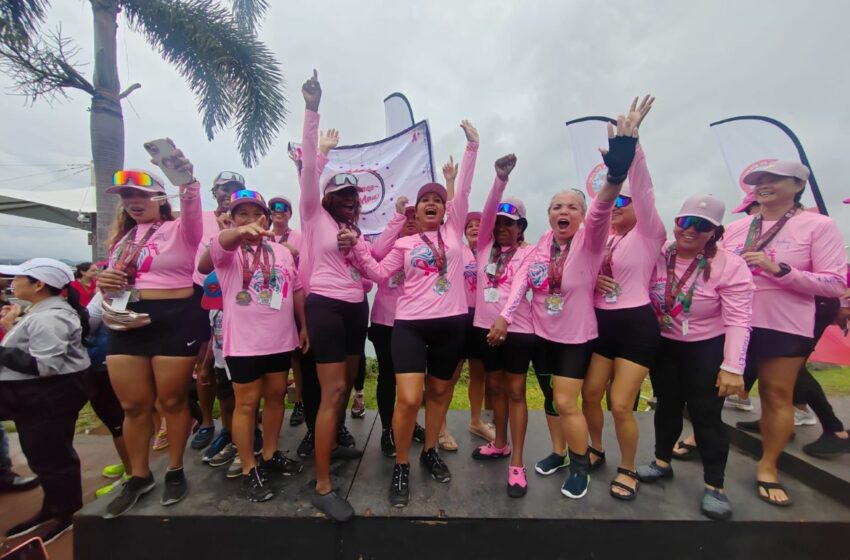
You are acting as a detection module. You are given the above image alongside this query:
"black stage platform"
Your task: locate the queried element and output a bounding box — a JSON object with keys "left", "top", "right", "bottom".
{"left": 75, "top": 411, "right": 850, "bottom": 560}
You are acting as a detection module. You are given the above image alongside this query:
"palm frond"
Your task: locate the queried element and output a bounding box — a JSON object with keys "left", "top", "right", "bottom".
{"left": 0, "top": 0, "right": 50, "bottom": 44}
{"left": 121, "top": 0, "right": 285, "bottom": 167}
{"left": 230, "top": 0, "right": 268, "bottom": 34}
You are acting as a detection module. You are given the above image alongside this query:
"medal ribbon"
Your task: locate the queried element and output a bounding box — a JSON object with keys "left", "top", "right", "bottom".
{"left": 277, "top": 229, "right": 290, "bottom": 244}
{"left": 548, "top": 237, "right": 571, "bottom": 295}
{"left": 419, "top": 230, "right": 448, "bottom": 276}
{"left": 743, "top": 208, "right": 796, "bottom": 253}
{"left": 486, "top": 245, "right": 517, "bottom": 288}
{"left": 113, "top": 223, "right": 162, "bottom": 285}
{"left": 241, "top": 242, "right": 271, "bottom": 293}
{"left": 600, "top": 228, "right": 632, "bottom": 278}
{"left": 664, "top": 246, "right": 706, "bottom": 314}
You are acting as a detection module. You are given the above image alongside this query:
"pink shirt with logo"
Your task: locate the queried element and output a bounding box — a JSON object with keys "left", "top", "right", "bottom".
{"left": 299, "top": 109, "right": 366, "bottom": 303}
{"left": 108, "top": 182, "right": 203, "bottom": 290}
{"left": 462, "top": 245, "right": 477, "bottom": 308}
{"left": 501, "top": 195, "right": 614, "bottom": 344}
{"left": 210, "top": 235, "right": 301, "bottom": 357}
{"left": 649, "top": 246, "right": 754, "bottom": 374}
{"left": 369, "top": 213, "right": 409, "bottom": 326}
{"left": 473, "top": 175, "right": 534, "bottom": 334}
{"left": 193, "top": 210, "right": 223, "bottom": 286}
{"left": 722, "top": 211, "right": 847, "bottom": 338}
{"left": 351, "top": 141, "right": 479, "bottom": 321}
{"left": 594, "top": 145, "right": 666, "bottom": 310}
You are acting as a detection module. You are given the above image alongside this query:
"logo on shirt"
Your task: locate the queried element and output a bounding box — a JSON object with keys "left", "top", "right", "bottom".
{"left": 410, "top": 244, "right": 439, "bottom": 275}
{"left": 464, "top": 261, "right": 477, "bottom": 292}
{"left": 527, "top": 262, "right": 549, "bottom": 291}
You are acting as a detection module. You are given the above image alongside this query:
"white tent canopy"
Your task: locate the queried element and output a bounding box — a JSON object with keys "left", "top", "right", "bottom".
{"left": 0, "top": 185, "right": 96, "bottom": 230}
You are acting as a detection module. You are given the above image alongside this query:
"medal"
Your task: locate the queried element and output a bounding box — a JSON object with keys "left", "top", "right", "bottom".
{"left": 389, "top": 270, "right": 404, "bottom": 289}
{"left": 257, "top": 289, "right": 272, "bottom": 305}
{"left": 434, "top": 275, "right": 450, "bottom": 296}
{"left": 350, "top": 267, "right": 361, "bottom": 282}
{"left": 544, "top": 294, "right": 563, "bottom": 315}
{"left": 484, "top": 287, "right": 500, "bottom": 303}
{"left": 660, "top": 313, "right": 674, "bottom": 330}
{"left": 235, "top": 290, "right": 252, "bottom": 306}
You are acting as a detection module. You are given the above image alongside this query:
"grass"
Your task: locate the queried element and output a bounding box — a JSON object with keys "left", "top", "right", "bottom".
{"left": 3, "top": 363, "right": 849, "bottom": 435}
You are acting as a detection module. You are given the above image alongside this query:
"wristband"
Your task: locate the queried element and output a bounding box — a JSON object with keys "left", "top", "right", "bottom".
{"left": 606, "top": 172, "right": 628, "bottom": 185}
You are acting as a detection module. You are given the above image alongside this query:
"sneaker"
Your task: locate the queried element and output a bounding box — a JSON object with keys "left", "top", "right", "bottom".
{"left": 412, "top": 423, "right": 426, "bottom": 444}
{"left": 297, "top": 429, "right": 315, "bottom": 458}
{"left": 0, "top": 470, "right": 39, "bottom": 493}
{"left": 472, "top": 442, "right": 511, "bottom": 460}
{"left": 104, "top": 474, "right": 156, "bottom": 519}
{"left": 95, "top": 475, "right": 128, "bottom": 498}
{"left": 802, "top": 432, "right": 850, "bottom": 457}
{"left": 311, "top": 490, "right": 354, "bottom": 522}
{"left": 101, "top": 463, "right": 125, "bottom": 479}
{"left": 191, "top": 425, "right": 215, "bottom": 449}
{"left": 561, "top": 471, "right": 590, "bottom": 499}
{"left": 262, "top": 450, "right": 303, "bottom": 476}
{"left": 152, "top": 427, "right": 168, "bottom": 451}
{"left": 34, "top": 515, "right": 73, "bottom": 545}
{"left": 420, "top": 447, "right": 451, "bottom": 483}
{"left": 337, "top": 425, "right": 355, "bottom": 448}
{"left": 226, "top": 456, "right": 243, "bottom": 479}
{"left": 203, "top": 430, "right": 232, "bottom": 463}
{"left": 507, "top": 466, "right": 528, "bottom": 498}
{"left": 701, "top": 487, "right": 732, "bottom": 520}
{"left": 243, "top": 466, "right": 274, "bottom": 502}
{"left": 535, "top": 452, "right": 568, "bottom": 476}
{"left": 389, "top": 463, "right": 410, "bottom": 507}
{"left": 351, "top": 391, "right": 366, "bottom": 418}
{"left": 253, "top": 427, "right": 264, "bottom": 456}
{"left": 636, "top": 461, "right": 674, "bottom": 483}
{"left": 209, "top": 442, "right": 238, "bottom": 467}
{"left": 6, "top": 509, "right": 51, "bottom": 539}
{"left": 794, "top": 406, "right": 818, "bottom": 426}
{"left": 160, "top": 468, "right": 188, "bottom": 506}
{"left": 290, "top": 401, "right": 306, "bottom": 426}
{"left": 724, "top": 394, "right": 754, "bottom": 411}
{"left": 381, "top": 428, "right": 397, "bottom": 457}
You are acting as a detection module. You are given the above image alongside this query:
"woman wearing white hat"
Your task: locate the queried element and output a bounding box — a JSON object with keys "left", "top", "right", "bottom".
{"left": 0, "top": 258, "right": 91, "bottom": 543}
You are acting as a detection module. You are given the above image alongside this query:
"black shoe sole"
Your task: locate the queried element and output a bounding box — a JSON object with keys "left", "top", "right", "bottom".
{"left": 247, "top": 491, "right": 275, "bottom": 502}
{"left": 390, "top": 496, "right": 409, "bottom": 508}
{"left": 507, "top": 484, "right": 528, "bottom": 498}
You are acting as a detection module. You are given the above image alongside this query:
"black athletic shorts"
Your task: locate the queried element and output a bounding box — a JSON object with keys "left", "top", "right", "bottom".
{"left": 106, "top": 291, "right": 208, "bottom": 357}
{"left": 744, "top": 327, "right": 815, "bottom": 380}
{"left": 534, "top": 336, "right": 593, "bottom": 379}
{"left": 461, "top": 307, "right": 481, "bottom": 360}
{"left": 214, "top": 366, "right": 234, "bottom": 400}
{"left": 193, "top": 284, "right": 213, "bottom": 344}
{"left": 225, "top": 352, "right": 292, "bottom": 384}
{"left": 392, "top": 314, "right": 467, "bottom": 380}
{"left": 305, "top": 293, "right": 369, "bottom": 364}
{"left": 593, "top": 304, "right": 661, "bottom": 369}
{"left": 474, "top": 327, "right": 537, "bottom": 375}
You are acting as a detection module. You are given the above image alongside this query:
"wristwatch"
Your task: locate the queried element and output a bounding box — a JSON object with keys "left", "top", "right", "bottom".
{"left": 774, "top": 262, "right": 792, "bottom": 278}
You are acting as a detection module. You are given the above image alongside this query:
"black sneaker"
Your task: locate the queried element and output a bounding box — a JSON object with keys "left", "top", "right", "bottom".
{"left": 253, "top": 427, "right": 264, "bottom": 456}
{"left": 32, "top": 515, "right": 73, "bottom": 545}
{"left": 262, "top": 450, "right": 303, "bottom": 476}
{"left": 331, "top": 446, "right": 364, "bottom": 461}
{"left": 389, "top": 463, "right": 410, "bottom": 507}
{"left": 297, "top": 429, "right": 315, "bottom": 458}
{"left": 802, "top": 433, "right": 850, "bottom": 457}
{"left": 160, "top": 468, "right": 188, "bottom": 506}
{"left": 381, "top": 428, "right": 397, "bottom": 457}
{"left": 243, "top": 466, "right": 274, "bottom": 502}
{"left": 104, "top": 474, "right": 156, "bottom": 519}
{"left": 337, "top": 425, "right": 355, "bottom": 448}
{"left": 412, "top": 423, "right": 426, "bottom": 444}
{"left": 420, "top": 447, "right": 451, "bottom": 483}
{"left": 6, "top": 509, "right": 51, "bottom": 539}
{"left": 290, "top": 401, "right": 306, "bottom": 426}
{"left": 311, "top": 489, "right": 354, "bottom": 522}
{"left": 0, "top": 470, "right": 39, "bottom": 493}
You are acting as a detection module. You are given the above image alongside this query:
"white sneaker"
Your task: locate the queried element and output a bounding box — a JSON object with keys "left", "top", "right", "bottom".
{"left": 794, "top": 406, "right": 818, "bottom": 426}
{"left": 724, "top": 395, "right": 754, "bottom": 411}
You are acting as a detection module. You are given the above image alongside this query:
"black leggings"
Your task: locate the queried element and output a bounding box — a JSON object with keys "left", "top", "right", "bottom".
{"left": 368, "top": 324, "right": 397, "bottom": 429}
{"left": 85, "top": 366, "right": 125, "bottom": 438}
{"left": 354, "top": 352, "right": 367, "bottom": 392}
{"left": 300, "top": 349, "right": 320, "bottom": 431}
{"left": 651, "top": 336, "right": 728, "bottom": 488}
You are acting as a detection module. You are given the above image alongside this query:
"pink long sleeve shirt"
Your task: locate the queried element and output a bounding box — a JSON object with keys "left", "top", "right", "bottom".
{"left": 368, "top": 213, "right": 408, "bottom": 326}
{"left": 351, "top": 142, "right": 479, "bottom": 321}
{"left": 299, "top": 110, "right": 365, "bottom": 303}
{"left": 594, "top": 145, "right": 666, "bottom": 310}
{"left": 462, "top": 245, "right": 477, "bottom": 308}
{"left": 472, "top": 175, "right": 534, "bottom": 334}
{"left": 192, "top": 210, "right": 223, "bottom": 286}
{"left": 649, "top": 246, "right": 754, "bottom": 374}
{"left": 722, "top": 211, "right": 847, "bottom": 338}
{"left": 502, "top": 195, "right": 615, "bottom": 344}
{"left": 210, "top": 235, "right": 301, "bottom": 357}
{"left": 108, "top": 182, "right": 203, "bottom": 290}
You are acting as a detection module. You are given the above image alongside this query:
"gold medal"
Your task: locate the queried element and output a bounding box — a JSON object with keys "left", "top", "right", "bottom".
{"left": 544, "top": 294, "right": 563, "bottom": 315}
{"left": 235, "top": 290, "right": 252, "bottom": 306}
{"left": 434, "top": 275, "right": 450, "bottom": 296}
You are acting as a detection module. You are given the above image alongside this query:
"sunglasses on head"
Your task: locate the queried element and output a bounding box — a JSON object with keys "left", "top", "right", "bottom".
{"left": 614, "top": 195, "right": 632, "bottom": 209}
{"left": 216, "top": 171, "right": 245, "bottom": 185}
{"left": 329, "top": 173, "right": 358, "bottom": 187}
{"left": 675, "top": 216, "right": 716, "bottom": 233}
{"left": 113, "top": 170, "right": 157, "bottom": 188}
{"left": 231, "top": 190, "right": 264, "bottom": 204}
{"left": 497, "top": 202, "right": 521, "bottom": 217}
{"left": 270, "top": 201, "right": 289, "bottom": 213}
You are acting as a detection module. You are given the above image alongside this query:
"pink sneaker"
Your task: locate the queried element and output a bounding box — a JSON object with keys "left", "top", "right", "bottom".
{"left": 472, "top": 442, "right": 511, "bottom": 460}
{"left": 507, "top": 466, "right": 528, "bottom": 498}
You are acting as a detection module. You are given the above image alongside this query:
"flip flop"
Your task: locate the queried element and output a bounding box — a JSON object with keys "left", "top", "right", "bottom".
{"left": 469, "top": 423, "right": 495, "bottom": 442}
{"left": 757, "top": 480, "right": 793, "bottom": 507}
{"left": 672, "top": 440, "right": 699, "bottom": 461}
{"left": 439, "top": 431, "right": 458, "bottom": 452}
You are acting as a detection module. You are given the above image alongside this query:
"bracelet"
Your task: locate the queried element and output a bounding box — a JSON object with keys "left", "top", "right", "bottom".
{"left": 606, "top": 172, "right": 628, "bottom": 185}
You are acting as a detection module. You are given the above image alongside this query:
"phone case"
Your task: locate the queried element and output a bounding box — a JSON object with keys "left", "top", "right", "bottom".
{"left": 143, "top": 139, "right": 193, "bottom": 186}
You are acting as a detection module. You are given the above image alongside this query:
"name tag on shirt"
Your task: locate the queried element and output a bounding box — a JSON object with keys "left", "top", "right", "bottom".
{"left": 270, "top": 288, "right": 283, "bottom": 310}
{"left": 484, "top": 287, "right": 500, "bottom": 303}
{"left": 485, "top": 263, "right": 497, "bottom": 276}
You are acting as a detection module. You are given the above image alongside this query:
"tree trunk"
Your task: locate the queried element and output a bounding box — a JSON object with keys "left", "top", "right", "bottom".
{"left": 90, "top": 0, "right": 124, "bottom": 260}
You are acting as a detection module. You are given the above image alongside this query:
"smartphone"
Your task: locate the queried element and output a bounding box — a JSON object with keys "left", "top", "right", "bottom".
{"left": 143, "top": 138, "right": 193, "bottom": 186}
{"left": 0, "top": 537, "right": 48, "bottom": 560}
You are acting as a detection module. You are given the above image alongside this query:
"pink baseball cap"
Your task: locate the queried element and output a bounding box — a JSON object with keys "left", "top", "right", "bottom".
{"left": 229, "top": 189, "right": 269, "bottom": 214}
{"left": 675, "top": 194, "right": 726, "bottom": 226}
{"left": 416, "top": 182, "right": 447, "bottom": 204}
{"left": 843, "top": 197, "right": 850, "bottom": 204}
{"left": 732, "top": 190, "right": 758, "bottom": 214}
{"left": 465, "top": 211, "right": 482, "bottom": 225}
{"left": 743, "top": 160, "right": 810, "bottom": 185}
{"left": 496, "top": 197, "right": 527, "bottom": 221}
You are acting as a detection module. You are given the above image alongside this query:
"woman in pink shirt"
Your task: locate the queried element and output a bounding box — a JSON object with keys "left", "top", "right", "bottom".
{"left": 581, "top": 96, "right": 667, "bottom": 500}
{"left": 722, "top": 161, "right": 847, "bottom": 506}
{"left": 96, "top": 151, "right": 206, "bottom": 519}
{"left": 498, "top": 115, "right": 638, "bottom": 500}
{"left": 343, "top": 121, "right": 480, "bottom": 508}
{"left": 637, "top": 194, "right": 754, "bottom": 520}
{"left": 469, "top": 155, "right": 539, "bottom": 498}
{"left": 210, "top": 190, "right": 307, "bottom": 503}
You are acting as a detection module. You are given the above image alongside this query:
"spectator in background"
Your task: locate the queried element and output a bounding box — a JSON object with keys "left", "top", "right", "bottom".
{"left": 70, "top": 262, "right": 98, "bottom": 307}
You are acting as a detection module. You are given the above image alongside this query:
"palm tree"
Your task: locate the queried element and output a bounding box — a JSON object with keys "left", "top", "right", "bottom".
{"left": 0, "top": 0, "right": 284, "bottom": 258}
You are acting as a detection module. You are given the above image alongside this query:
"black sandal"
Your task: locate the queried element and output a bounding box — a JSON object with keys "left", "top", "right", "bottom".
{"left": 588, "top": 446, "right": 606, "bottom": 472}
{"left": 757, "top": 480, "right": 793, "bottom": 507}
{"left": 610, "top": 467, "right": 640, "bottom": 501}
{"left": 671, "top": 440, "right": 698, "bottom": 461}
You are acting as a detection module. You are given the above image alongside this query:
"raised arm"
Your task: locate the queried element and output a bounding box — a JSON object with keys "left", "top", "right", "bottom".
{"left": 443, "top": 157, "right": 458, "bottom": 201}
{"left": 477, "top": 154, "right": 517, "bottom": 253}
{"left": 370, "top": 197, "right": 409, "bottom": 259}
{"left": 299, "top": 70, "right": 322, "bottom": 217}
{"left": 445, "top": 121, "right": 480, "bottom": 233}
{"left": 628, "top": 144, "right": 666, "bottom": 242}
{"left": 163, "top": 146, "right": 202, "bottom": 247}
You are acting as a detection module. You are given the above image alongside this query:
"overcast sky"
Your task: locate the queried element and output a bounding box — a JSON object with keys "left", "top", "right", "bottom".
{"left": 1, "top": 0, "right": 848, "bottom": 262}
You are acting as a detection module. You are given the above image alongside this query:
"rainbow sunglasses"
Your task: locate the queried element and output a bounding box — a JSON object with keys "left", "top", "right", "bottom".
{"left": 497, "top": 202, "right": 521, "bottom": 217}
{"left": 230, "top": 189, "right": 266, "bottom": 204}
{"left": 270, "top": 201, "right": 290, "bottom": 213}
{"left": 614, "top": 195, "right": 632, "bottom": 209}
{"left": 113, "top": 170, "right": 159, "bottom": 188}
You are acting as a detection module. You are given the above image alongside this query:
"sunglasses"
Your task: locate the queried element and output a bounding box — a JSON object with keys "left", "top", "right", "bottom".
{"left": 230, "top": 190, "right": 265, "bottom": 204}
{"left": 329, "top": 173, "right": 358, "bottom": 187}
{"left": 675, "top": 216, "right": 716, "bottom": 233}
{"left": 270, "top": 201, "right": 289, "bottom": 213}
{"left": 497, "top": 202, "right": 521, "bottom": 217}
{"left": 113, "top": 170, "right": 157, "bottom": 188}
{"left": 614, "top": 195, "right": 632, "bottom": 209}
{"left": 215, "top": 171, "right": 245, "bottom": 185}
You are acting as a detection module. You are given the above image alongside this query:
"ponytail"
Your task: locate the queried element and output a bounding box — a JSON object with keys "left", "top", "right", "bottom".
{"left": 42, "top": 280, "right": 91, "bottom": 346}
{"left": 702, "top": 225, "right": 725, "bottom": 281}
